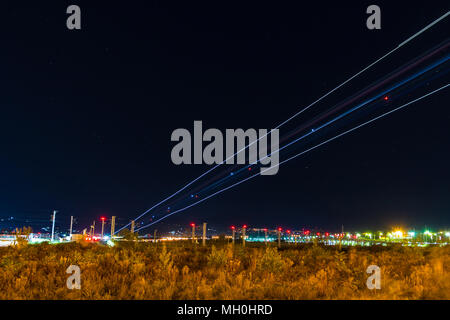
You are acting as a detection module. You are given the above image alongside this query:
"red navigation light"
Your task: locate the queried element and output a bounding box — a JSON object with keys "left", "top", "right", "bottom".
{"left": 243, "top": 225, "right": 247, "bottom": 229}
{"left": 278, "top": 227, "right": 282, "bottom": 232}
{"left": 316, "top": 232, "right": 320, "bottom": 236}
{"left": 231, "top": 226, "right": 235, "bottom": 230}
{"left": 384, "top": 96, "right": 389, "bottom": 101}
{"left": 190, "top": 223, "right": 195, "bottom": 227}
{"left": 287, "top": 230, "right": 291, "bottom": 234}
{"left": 325, "top": 232, "right": 329, "bottom": 237}
{"left": 100, "top": 217, "right": 106, "bottom": 221}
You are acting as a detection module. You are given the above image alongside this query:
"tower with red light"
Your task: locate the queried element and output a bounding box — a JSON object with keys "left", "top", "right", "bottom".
{"left": 231, "top": 226, "right": 236, "bottom": 245}
{"left": 100, "top": 217, "right": 106, "bottom": 239}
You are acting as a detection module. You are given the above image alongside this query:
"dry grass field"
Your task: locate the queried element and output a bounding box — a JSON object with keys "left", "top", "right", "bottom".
{"left": 0, "top": 241, "right": 448, "bottom": 299}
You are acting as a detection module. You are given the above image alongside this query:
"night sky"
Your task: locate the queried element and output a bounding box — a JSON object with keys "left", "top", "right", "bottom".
{"left": 1, "top": 1, "right": 449, "bottom": 233}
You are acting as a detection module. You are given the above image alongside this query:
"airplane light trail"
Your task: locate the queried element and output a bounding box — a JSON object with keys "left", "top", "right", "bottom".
{"left": 163, "top": 41, "right": 450, "bottom": 200}
{"left": 151, "top": 61, "right": 448, "bottom": 216}
{"left": 145, "top": 51, "right": 449, "bottom": 215}
{"left": 134, "top": 83, "right": 450, "bottom": 232}
{"left": 116, "top": 11, "right": 449, "bottom": 235}
{"left": 186, "top": 54, "right": 449, "bottom": 197}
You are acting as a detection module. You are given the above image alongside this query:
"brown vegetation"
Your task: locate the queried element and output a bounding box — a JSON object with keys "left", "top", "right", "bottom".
{"left": 0, "top": 241, "right": 448, "bottom": 299}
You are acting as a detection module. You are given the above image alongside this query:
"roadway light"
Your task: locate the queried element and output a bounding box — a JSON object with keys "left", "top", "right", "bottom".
{"left": 393, "top": 230, "right": 403, "bottom": 238}
{"left": 424, "top": 230, "right": 432, "bottom": 238}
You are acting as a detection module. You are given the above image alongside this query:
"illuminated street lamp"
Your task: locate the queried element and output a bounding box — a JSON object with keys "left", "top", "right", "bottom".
{"left": 424, "top": 230, "right": 432, "bottom": 242}
{"left": 393, "top": 230, "right": 403, "bottom": 238}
